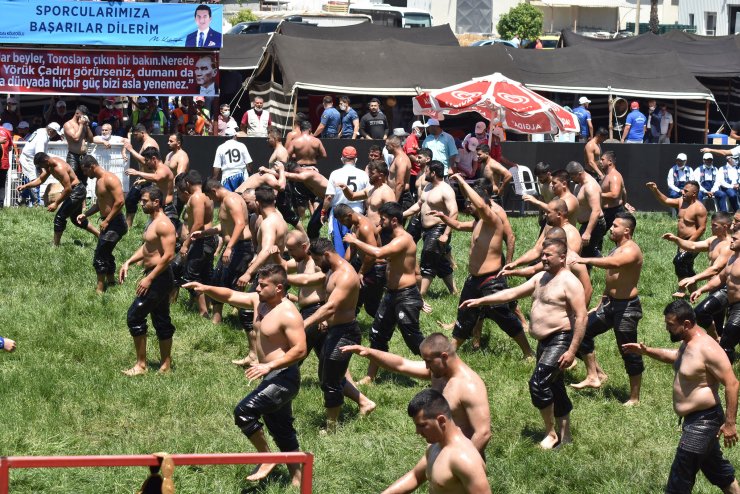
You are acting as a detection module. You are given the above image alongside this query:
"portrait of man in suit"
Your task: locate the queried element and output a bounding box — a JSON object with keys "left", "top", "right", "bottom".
{"left": 185, "top": 4, "right": 222, "bottom": 48}
{"left": 194, "top": 54, "right": 219, "bottom": 96}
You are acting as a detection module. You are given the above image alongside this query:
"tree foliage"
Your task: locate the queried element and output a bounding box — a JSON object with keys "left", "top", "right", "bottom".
{"left": 649, "top": 0, "right": 659, "bottom": 34}
{"left": 231, "top": 8, "right": 258, "bottom": 25}
{"left": 496, "top": 3, "right": 543, "bottom": 40}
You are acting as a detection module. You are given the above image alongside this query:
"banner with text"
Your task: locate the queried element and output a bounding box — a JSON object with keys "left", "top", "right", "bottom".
{"left": 0, "top": 0, "right": 223, "bottom": 48}
{"left": 0, "top": 48, "right": 220, "bottom": 96}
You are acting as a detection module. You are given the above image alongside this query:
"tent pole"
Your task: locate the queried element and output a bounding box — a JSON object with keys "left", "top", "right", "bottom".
{"left": 608, "top": 95, "right": 614, "bottom": 140}
{"left": 704, "top": 100, "right": 710, "bottom": 144}
{"left": 673, "top": 99, "right": 678, "bottom": 143}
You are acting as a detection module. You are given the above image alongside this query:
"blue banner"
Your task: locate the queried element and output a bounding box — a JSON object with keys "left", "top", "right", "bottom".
{"left": 0, "top": 0, "right": 223, "bottom": 49}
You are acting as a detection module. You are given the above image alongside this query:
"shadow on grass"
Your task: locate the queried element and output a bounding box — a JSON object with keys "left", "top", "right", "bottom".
{"left": 519, "top": 424, "right": 542, "bottom": 445}
{"left": 602, "top": 383, "right": 630, "bottom": 403}
{"left": 375, "top": 372, "right": 418, "bottom": 388}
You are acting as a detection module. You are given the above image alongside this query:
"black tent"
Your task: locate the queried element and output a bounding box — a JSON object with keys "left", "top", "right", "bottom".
{"left": 277, "top": 22, "right": 459, "bottom": 45}
{"left": 220, "top": 33, "right": 271, "bottom": 70}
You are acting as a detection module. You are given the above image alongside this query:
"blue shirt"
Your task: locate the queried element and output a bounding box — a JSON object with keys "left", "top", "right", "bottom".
{"left": 340, "top": 108, "right": 358, "bottom": 138}
{"left": 422, "top": 132, "right": 458, "bottom": 175}
{"left": 625, "top": 110, "right": 647, "bottom": 141}
{"left": 572, "top": 105, "right": 591, "bottom": 137}
{"left": 320, "top": 107, "right": 341, "bottom": 137}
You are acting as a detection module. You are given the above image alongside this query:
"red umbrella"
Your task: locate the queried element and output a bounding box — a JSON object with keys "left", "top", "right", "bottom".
{"left": 412, "top": 73, "right": 580, "bottom": 135}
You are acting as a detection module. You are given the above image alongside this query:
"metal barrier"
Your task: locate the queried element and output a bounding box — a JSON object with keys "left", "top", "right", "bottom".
{"left": 0, "top": 452, "right": 313, "bottom": 494}
{"left": 4, "top": 142, "right": 128, "bottom": 207}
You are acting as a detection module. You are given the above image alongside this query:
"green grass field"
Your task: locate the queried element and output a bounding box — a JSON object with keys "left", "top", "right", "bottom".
{"left": 0, "top": 207, "right": 734, "bottom": 493}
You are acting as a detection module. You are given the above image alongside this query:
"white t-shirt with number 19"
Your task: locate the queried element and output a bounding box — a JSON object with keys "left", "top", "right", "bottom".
{"left": 326, "top": 163, "right": 369, "bottom": 213}
{"left": 213, "top": 139, "right": 252, "bottom": 181}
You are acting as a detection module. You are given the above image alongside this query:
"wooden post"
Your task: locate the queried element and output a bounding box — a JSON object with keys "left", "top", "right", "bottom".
{"left": 673, "top": 99, "right": 678, "bottom": 143}
{"left": 608, "top": 96, "right": 614, "bottom": 140}
{"left": 704, "top": 100, "right": 710, "bottom": 144}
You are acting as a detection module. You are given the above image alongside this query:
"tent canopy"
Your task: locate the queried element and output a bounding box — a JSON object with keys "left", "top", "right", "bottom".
{"left": 259, "top": 36, "right": 713, "bottom": 100}
{"left": 278, "top": 22, "right": 459, "bottom": 45}
{"left": 560, "top": 29, "right": 740, "bottom": 77}
{"left": 220, "top": 33, "right": 271, "bottom": 70}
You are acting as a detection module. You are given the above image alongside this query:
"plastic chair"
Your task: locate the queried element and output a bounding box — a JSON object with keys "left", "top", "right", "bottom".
{"left": 508, "top": 165, "right": 539, "bottom": 215}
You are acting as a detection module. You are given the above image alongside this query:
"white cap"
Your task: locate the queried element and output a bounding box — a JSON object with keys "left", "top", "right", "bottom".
{"left": 426, "top": 118, "right": 440, "bottom": 127}
{"left": 579, "top": 96, "right": 591, "bottom": 105}
{"left": 46, "top": 122, "right": 61, "bottom": 133}
{"left": 6, "top": 96, "right": 17, "bottom": 105}
{"left": 2, "top": 123, "right": 12, "bottom": 131}
{"left": 56, "top": 100, "right": 66, "bottom": 108}
{"left": 703, "top": 152, "right": 714, "bottom": 160}
{"left": 676, "top": 152, "right": 687, "bottom": 161}
{"left": 17, "top": 120, "right": 29, "bottom": 129}
{"left": 411, "top": 120, "right": 427, "bottom": 129}
{"left": 392, "top": 127, "right": 408, "bottom": 137}
{"left": 137, "top": 96, "right": 148, "bottom": 104}
{"left": 224, "top": 128, "right": 237, "bottom": 137}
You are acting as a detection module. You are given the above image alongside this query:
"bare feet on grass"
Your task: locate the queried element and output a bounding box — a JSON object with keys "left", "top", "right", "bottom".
{"left": 359, "top": 398, "right": 377, "bottom": 417}
{"left": 246, "top": 462, "right": 277, "bottom": 482}
{"left": 623, "top": 398, "right": 640, "bottom": 407}
{"left": 122, "top": 365, "right": 147, "bottom": 376}
{"left": 539, "top": 433, "right": 560, "bottom": 450}
{"left": 422, "top": 301, "right": 433, "bottom": 314}
{"left": 436, "top": 320, "right": 454, "bottom": 331}
{"left": 570, "top": 376, "right": 602, "bottom": 389}
{"left": 357, "top": 376, "right": 373, "bottom": 386}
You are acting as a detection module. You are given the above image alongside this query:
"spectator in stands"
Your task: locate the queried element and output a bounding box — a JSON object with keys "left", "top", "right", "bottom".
{"left": 648, "top": 100, "right": 674, "bottom": 144}
{"left": 667, "top": 153, "right": 693, "bottom": 199}
{"left": 142, "top": 97, "right": 167, "bottom": 135}
{"left": 1, "top": 96, "right": 20, "bottom": 129}
{"left": 172, "top": 97, "right": 191, "bottom": 134}
{"left": 718, "top": 155, "right": 739, "bottom": 212}
{"left": 314, "top": 95, "right": 340, "bottom": 138}
{"left": 694, "top": 152, "right": 726, "bottom": 211}
{"left": 339, "top": 95, "right": 359, "bottom": 139}
{"left": 215, "top": 103, "right": 238, "bottom": 136}
{"left": 45, "top": 98, "right": 71, "bottom": 127}
{"left": 98, "top": 97, "right": 123, "bottom": 131}
{"left": 93, "top": 123, "right": 126, "bottom": 148}
{"left": 0, "top": 122, "right": 13, "bottom": 208}
{"left": 193, "top": 97, "right": 213, "bottom": 135}
{"left": 456, "top": 136, "right": 479, "bottom": 179}
{"left": 14, "top": 120, "right": 29, "bottom": 141}
{"left": 29, "top": 116, "right": 44, "bottom": 133}
{"left": 422, "top": 118, "right": 458, "bottom": 176}
{"left": 573, "top": 96, "right": 593, "bottom": 142}
{"left": 462, "top": 121, "right": 488, "bottom": 176}
{"left": 17, "top": 122, "right": 61, "bottom": 207}
{"left": 621, "top": 101, "right": 646, "bottom": 143}
{"left": 186, "top": 101, "right": 208, "bottom": 136}
{"left": 359, "top": 98, "right": 388, "bottom": 140}
{"left": 241, "top": 96, "right": 271, "bottom": 137}
{"left": 132, "top": 97, "right": 150, "bottom": 128}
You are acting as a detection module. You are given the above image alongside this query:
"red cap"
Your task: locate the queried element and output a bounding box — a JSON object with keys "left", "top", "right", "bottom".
{"left": 342, "top": 146, "right": 357, "bottom": 159}
{"left": 630, "top": 101, "right": 639, "bottom": 110}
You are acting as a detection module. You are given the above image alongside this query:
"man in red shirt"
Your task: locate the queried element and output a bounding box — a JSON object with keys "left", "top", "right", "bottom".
{"left": 404, "top": 120, "right": 427, "bottom": 199}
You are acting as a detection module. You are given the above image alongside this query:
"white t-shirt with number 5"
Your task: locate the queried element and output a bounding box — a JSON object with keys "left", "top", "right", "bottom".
{"left": 213, "top": 139, "right": 252, "bottom": 181}
{"left": 326, "top": 163, "right": 369, "bottom": 213}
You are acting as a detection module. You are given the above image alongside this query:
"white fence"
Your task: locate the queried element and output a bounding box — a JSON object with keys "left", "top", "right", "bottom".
{"left": 3, "top": 142, "right": 128, "bottom": 207}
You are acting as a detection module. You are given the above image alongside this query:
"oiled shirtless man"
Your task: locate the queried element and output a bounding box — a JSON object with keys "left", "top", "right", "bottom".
{"left": 286, "top": 120, "right": 327, "bottom": 165}
{"left": 623, "top": 300, "right": 740, "bottom": 494}
{"left": 284, "top": 161, "right": 328, "bottom": 239}
{"left": 344, "top": 333, "right": 491, "bottom": 455}
{"left": 334, "top": 203, "right": 385, "bottom": 318}
{"left": 165, "top": 132, "right": 189, "bottom": 177}
{"left": 439, "top": 174, "right": 532, "bottom": 358}
{"left": 267, "top": 126, "right": 289, "bottom": 165}
{"left": 478, "top": 143, "right": 512, "bottom": 200}
{"left": 77, "top": 155, "right": 127, "bottom": 293}
{"left": 599, "top": 150, "right": 629, "bottom": 230}
{"left": 571, "top": 212, "right": 644, "bottom": 406}
{"left": 461, "top": 239, "right": 587, "bottom": 449}
{"left": 386, "top": 135, "right": 413, "bottom": 208}
{"left": 281, "top": 231, "right": 376, "bottom": 418}
{"left": 119, "top": 187, "right": 177, "bottom": 376}
{"left": 63, "top": 105, "right": 94, "bottom": 184}
{"left": 691, "top": 230, "right": 740, "bottom": 363}
{"left": 300, "top": 238, "right": 374, "bottom": 432}
{"left": 647, "top": 180, "right": 707, "bottom": 296}
{"left": 178, "top": 170, "right": 215, "bottom": 317}
{"left": 523, "top": 169, "right": 578, "bottom": 226}
{"left": 567, "top": 161, "right": 605, "bottom": 260}
{"left": 382, "top": 390, "right": 491, "bottom": 494}
{"left": 501, "top": 199, "right": 593, "bottom": 306}
{"left": 234, "top": 185, "right": 288, "bottom": 366}
{"left": 403, "top": 161, "right": 458, "bottom": 298}
{"left": 584, "top": 127, "right": 608, "bottom": 180}
{"left": 338, "top": 159, "right": 395, "bottom": 231}
{"left": 123, "top": 124, "right": 159, "bottom": 228}
{"left": 344, "top": 202, "right": 424, "bottom": 384}
{"left": 18, "top": 152, "right": 99, "bottom": 246}
{"left": 127, "top": 148, "right": 178, "bottom": 230}
{"left": 664, "top": 212, "right": 732, "bottom": 338}
{"left": 197, "top": 179, "right": 251, "bottom": 324}
{"left": 184, "top": 265, "right": 306, "bottom": 487}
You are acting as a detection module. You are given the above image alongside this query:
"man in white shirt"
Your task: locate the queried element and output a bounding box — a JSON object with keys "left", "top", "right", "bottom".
{"left": 718, "top": 156, "right": 739, "bottom": 212}
{"left": 240, "top": 97, "right": 271, "bottom": 137}
{"left": 211, "top": 128, "right": 252, "bottom": 192}
{"left": 322, "top": 146, "right": 369, "bottom": 257}
{"left": 666, "top": 153, "right": 693, "bottom": 199}
{"left": 18, "top": 122, "right": 61, "bottom": 206}
{"left": 656, "top": 102, "right": 674, "bottom": 144}
{"left": 694, "top": 153, "right": 725, "bottom": 212}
